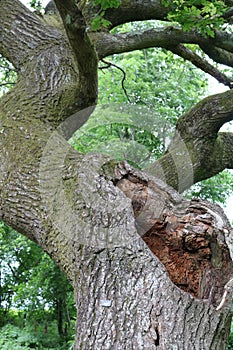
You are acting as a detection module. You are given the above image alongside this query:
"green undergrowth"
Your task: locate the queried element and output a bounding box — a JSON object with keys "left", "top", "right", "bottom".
{"left": 0, "top": 322, "right": 74, "bottom": 350}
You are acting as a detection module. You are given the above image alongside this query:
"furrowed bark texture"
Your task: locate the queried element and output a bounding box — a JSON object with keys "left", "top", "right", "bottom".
{"left": 1, "top": 1, "right": 233, "bottom": 349}
{"left": 147, "top": 90, "right": 233, "bottom": 192}
{"left": 73, "top": 243, "right": 233, "bottom": 350}
{"left": 70, "top": 163, "right": 233, "bottom": 349}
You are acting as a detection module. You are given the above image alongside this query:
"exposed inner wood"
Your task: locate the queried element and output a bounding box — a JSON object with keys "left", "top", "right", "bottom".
{"left": 116, "top": 171, "right": 233, "bottom": 306}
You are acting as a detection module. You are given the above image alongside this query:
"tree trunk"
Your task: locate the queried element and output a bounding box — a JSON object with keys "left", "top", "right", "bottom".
{"left": 1, "top": 1, "right": 233, "bottom": 349}
{"left": 70, "top": 162, "right": 233, "bottom": 349}
{"left": 73, "top": 242, "right": 232, "bottom": 350}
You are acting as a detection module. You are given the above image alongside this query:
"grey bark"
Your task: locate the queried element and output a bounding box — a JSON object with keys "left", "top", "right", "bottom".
{"left": 73, "top": 242, "right": 232, "bottom": 350}
{"left": 1, "top": 1, "right": 233, "bottom": 349}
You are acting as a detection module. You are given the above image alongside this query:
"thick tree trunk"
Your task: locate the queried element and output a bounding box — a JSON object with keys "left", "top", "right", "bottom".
{"left": 73, "top": 242, "right": 232, "bottom": 350}
{"left": 1, "top": 1, "right": 233, "bottom": 349}
{"left": 70, "top": 162, "right": 233, "bottom": 349}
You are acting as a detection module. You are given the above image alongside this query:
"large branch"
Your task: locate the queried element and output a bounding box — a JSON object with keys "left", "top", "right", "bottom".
{"left": 44, "top": 2, "right": 233, "bottom": 79}
{"left": 78, "top": 0, "right": 169, "bottom": 28}
{"left": 146, "top": 90, "right": 233, "bottom": 192}
{"left": 95, "top": 29, "right": 233, "bottom": 86}
{"left": 53, "top": 0, "right": 98, "bottom": 108}
{"left": 0, "top": 0, "right": 61, "bottom": 69}
{"left": 95, "top": 28, "right": 194, "bottom": 58}
{"left": 95, "top": 28, "right": 233, "bottom": 59}
{"left": 170, "top": 45, "right": 233, "bottom": 88}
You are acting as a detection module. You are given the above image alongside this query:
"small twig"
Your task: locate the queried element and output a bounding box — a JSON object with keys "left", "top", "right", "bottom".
{"left": 99, "top": 61, "right": 111, "bottom": 70}
{"left": 100, "top": 59, "right": 131, "bottom": 103}
{"left": 0, "top": 82, "right": 16, "bottom": 87}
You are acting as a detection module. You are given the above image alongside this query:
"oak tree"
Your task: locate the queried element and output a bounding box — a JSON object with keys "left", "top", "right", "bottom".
{"left": 1, "top": 0, "right": 233, "bottom": 348}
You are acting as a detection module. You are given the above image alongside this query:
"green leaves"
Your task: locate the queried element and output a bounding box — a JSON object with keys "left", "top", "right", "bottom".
{"left": 91, "top": 0, "right": 121, "bottom": 30}
{"left": 29, "top": 0, "right": 42, "bottom": 11}
{"left": 93, "top": 0, "right": 121, "bottom": 11}
{"left": 0, "top": 56, "right": 17, "bottom": 96}
{"left": 184, "top": 170, "right": 233, "bottom": 204}
{"left": 0, "top": 223, "right": 75, "bottom": 340}
{"left": 70, "top": 25, "right": 208, "bottom": 169}
{"left": 91, "top": 16, "right": 112, "bottom": 31}
{"left": 162, "top": 0, "right": 228, "bottom": 37}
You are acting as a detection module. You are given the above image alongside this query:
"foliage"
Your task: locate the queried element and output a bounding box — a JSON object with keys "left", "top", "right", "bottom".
{"left": 0, "top": 55, "right": 17, "bottom": 96}
{"left": 69, "top": 25, "right": 233, "bottom": 204}
{"left": 0, "top": 223, "right": 41, "bottom": 315}
{"left": 91, "top": 0, "right": 121, "bottom": 30}
{"left": 0, "top": 222, "right": 76, "bottom": 342}
{"left": 71, "top": 42, "right": 208, "bottom": 165}
{"left": 184, "top": 170, "right": 233, "bottom": 204}
{"left": 0, "top": 323, "right": 74, "bottom": 350}
{"left": 70, "top": 107, "right": 165, "bottom": 169}
{"left": 29, "top": 0, "right": 43, "bottom": 11}
{"left": 0, "top": 324, "right": 39, "bottom": 350}
{"left": 162, "top": 0, "right": 229, "bottom": 37}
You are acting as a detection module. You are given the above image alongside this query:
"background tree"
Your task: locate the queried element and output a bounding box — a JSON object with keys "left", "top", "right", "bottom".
{"left": 1, "top": 0, "right": 233, "bottom": 349}
{"left": 72, "top": 40, "right": 233, "bottom": 204}
{"left": 0, "top": 222, "right": 75, "bottom": 348}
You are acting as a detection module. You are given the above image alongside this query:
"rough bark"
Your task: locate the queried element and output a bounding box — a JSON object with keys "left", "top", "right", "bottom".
{"left": 147, "top": 90, "right": 233, "bottom": 192}
{"left": 95, "top": 28, "right": 233, "bottom": 63}
{"left": 1, "top": 1, "right": 233, "bottom": 349}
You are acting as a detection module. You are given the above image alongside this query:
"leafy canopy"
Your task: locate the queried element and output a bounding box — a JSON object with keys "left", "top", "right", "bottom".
{"left": 92, "top": 0, "right": 121, "bottom": 30}
{"left": 162, "top": 0, "right": 229, "bottom": 37}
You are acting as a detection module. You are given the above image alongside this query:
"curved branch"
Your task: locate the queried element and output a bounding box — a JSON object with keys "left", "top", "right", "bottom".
{"left": 53, "top": 0, "right": 98, "bottom": 108}
{"left": 95, "top": 29, "right": 233, "bottom": 86}
{"left": 0, "top": 0, "right": 60, "bottom": 69}
{"left": 146, "top": 90, "right": 233, "bottom": 192}
{"left": 95, "top": 28, "right": 201, "bottom": 58}
{"left": 106, "top": 1, "right": 168, "bottom": 26}
{"left": 53, "top": 0, "right": 97, "bottom": 80}
{"left": 78, "top": 0, "right": 169, "bottom": 28}
{"left": 176, "top": 90, "right": 233, "bottom": 137}
{"left": 95, "top": 27, "right": 233, "bottom": 61}
{"left": 213, "top": 132, "right": 233, "bottom": 171}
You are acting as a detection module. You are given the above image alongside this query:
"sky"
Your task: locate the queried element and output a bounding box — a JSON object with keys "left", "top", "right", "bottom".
{"left": 19, "top": 0, "right": 233, "bottom": 222}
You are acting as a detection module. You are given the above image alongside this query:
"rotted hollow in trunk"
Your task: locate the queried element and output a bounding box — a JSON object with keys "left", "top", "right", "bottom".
{"left": 115, "top": 168, "right": 233, "bottom": 307}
